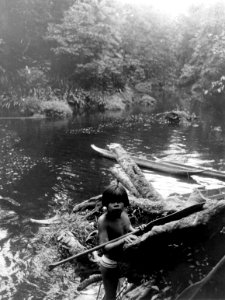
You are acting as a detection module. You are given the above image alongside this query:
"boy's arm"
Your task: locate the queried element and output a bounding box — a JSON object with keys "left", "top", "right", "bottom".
{"left": 129, "top": 223, "right": 136, "bottom": 232}
{"left": 123, "top": 211, "right": 145, "bottom": 233}
{"left": 122, "top": 211, "right": 136, "bottom": 232}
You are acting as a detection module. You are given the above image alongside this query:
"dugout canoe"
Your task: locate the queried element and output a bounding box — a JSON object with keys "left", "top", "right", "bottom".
{"left": 91, "top": 145, "right": 204, "bottom": 177}
{"left": 156, "top": 160, "right": 225, "bottom": 181}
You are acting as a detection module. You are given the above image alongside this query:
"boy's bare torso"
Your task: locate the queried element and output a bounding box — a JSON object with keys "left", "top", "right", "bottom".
{"left": 98, "top": 211, "right": 131, "bottom": 260}
{"left": 104, "top": 212, "right": 130, "bottom": 240}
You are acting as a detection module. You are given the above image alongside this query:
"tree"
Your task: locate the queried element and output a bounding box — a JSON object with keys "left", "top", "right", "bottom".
{"left": 0, "top": 0, "right": 73, "bottom": 95}
{"left": 119, "top": 3, "right": 177, "bottom": 86}
{"left": 178, "top": 1, "right": 225, "bottom": 99}
{"left": 47, "top": 0, "right": 124, "bottom": 90}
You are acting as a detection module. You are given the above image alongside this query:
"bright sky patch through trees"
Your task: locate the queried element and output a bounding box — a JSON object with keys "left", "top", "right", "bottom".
{"left": 120, "top": 0, "right": 220, "bottom": 17}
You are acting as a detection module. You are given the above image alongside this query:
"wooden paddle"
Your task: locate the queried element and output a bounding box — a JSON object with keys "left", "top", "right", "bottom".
{"left": 48, "top": 202, "right": 204, "bottom": 271}
{"left": 175, "top": 254, "right": 225, "bottom": 300}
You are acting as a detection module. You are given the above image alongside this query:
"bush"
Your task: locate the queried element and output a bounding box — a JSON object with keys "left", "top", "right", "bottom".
{"left": 22, "top": 96, "right": 42, "bottom": 115}
{"left": 66, "top": 88, "right": 105, "bottom": 111}
{"left": 135, "top": 81, "right": 152, "bottom": 94}
{"left": 41, "top": 100, "right": 73, "bottom": 119}
{"left": 20, "top": 91, "right": 73, "bottom": 119}
{"left": 104, "top": 94, "right": 126, "bottom": 111}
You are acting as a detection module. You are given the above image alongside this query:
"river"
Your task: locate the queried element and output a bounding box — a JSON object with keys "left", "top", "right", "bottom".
{"left": 1, "top": 103, "right": 225, "bottom": 299}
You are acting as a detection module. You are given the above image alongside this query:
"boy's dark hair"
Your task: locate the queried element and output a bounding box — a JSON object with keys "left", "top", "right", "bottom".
{"left": 102, "top": 182, "right": 129, "bottom": 207}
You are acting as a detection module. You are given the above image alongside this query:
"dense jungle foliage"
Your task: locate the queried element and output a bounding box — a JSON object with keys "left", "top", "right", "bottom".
{"left": 0, "top": 0, "right": 225, "bottom": 114}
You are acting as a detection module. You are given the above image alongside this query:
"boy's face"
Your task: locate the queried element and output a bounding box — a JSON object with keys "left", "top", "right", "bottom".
{"left": 107, "top": 200, "right": 124, "bottom": 216}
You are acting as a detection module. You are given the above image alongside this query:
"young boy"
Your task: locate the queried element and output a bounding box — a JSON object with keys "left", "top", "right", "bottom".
{"left": 98, "top": 182, "right": 138, "bottom": 300}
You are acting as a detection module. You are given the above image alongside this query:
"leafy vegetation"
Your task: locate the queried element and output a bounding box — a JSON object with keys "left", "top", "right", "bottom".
{"left": 177, "top": 2, "right": 225, "bottom": 101}
{"left": 0, "top": 0, "right": 225, "bottom": 115}
{"left": 30, "top": 214, "right": 94, "bottom": 299}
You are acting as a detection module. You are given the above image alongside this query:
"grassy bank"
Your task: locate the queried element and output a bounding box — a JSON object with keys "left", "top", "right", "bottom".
{"left": 0, "top": 83, "right": 161, "bottom": 119}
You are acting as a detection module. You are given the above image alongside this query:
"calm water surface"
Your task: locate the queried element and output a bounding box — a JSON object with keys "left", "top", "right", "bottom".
{"left": 1, "top": 105, "right": 225, "bottom": 299}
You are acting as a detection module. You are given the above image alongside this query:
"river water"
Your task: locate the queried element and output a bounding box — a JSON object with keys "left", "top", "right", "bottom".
{"left": 1, "top": 103, "right": 225, "bottom": 299}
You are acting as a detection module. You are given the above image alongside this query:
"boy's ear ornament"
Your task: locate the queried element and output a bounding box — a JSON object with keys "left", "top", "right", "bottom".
{"left": 102, "top": 206, "right": 107, "bottom": 212}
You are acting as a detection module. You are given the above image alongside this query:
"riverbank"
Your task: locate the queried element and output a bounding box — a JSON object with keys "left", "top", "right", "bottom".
{"left": 0, "top": 84, "right": 161, "bottom": 120}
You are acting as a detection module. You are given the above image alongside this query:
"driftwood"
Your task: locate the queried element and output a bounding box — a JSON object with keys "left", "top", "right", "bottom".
{"left": 56, "top": 230, "right": 86, "bottom": 255}
{"left": 73, "top": 194, "right": 102, "bottom": 213}
{"left": 77, "top": 274, "right": 102, "bottom": 291}
{"left": 107, "top": 144, "right": 208, "bottom": 214}
{"left": 109, "top": 143, "right": 164, "bottom": 201}
{"left": 29, "top": 215, "right": 61, "bottom": 225}
{"left": 110, "top": 166, "right": 140, "bottom": 197}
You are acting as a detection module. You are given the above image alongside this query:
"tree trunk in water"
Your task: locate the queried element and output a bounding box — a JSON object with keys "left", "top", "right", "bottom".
{"left": 108, "top": 143, "right": 164, "bottom": 202}
{"left": 110, "top": 166, "right": 140, "bottom": 197}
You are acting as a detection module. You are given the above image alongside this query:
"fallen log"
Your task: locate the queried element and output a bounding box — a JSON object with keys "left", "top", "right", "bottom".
{"left": 109, "top": 143, "right": 164, "bottom": 201}
{"left": 121, "top": 200, "right": 225, "bottom": 299}
{"left": 73, "top": 195, "right": 102, "bottom": 213}
{"left": 77, "top": 274, "right": 102, "bottom": 291}
{"left": 110, "top": 166, "right": 140, "bottom": 197}
{"left": 56, "top": 230, "right": 86, "bottom": 255}
{"left": 123, "top": 200, "right": 225, "bottom": 267}
{"left": 29, "top": 215, "right": 61, "bottom": 225}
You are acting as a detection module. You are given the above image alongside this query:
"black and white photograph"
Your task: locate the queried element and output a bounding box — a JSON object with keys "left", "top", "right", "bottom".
{"left": 1, "top": 0, "right": 225, "bottom": 299}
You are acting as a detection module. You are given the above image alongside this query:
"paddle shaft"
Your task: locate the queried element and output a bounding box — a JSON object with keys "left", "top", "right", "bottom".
{"left": 48, "top": 202, "right": 204, "bottom": 271}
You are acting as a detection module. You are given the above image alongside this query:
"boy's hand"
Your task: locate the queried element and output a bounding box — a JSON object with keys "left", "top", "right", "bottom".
{"left": 138, "top": 224, "right": 146, "bottom": 233}
{"left": 123, "top": 234, "right": 138, "bottom": 245}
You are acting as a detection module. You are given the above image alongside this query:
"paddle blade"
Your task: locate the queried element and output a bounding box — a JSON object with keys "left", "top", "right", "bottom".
{"left": 176, "top": 254, "right": 225, "bottom": 300}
